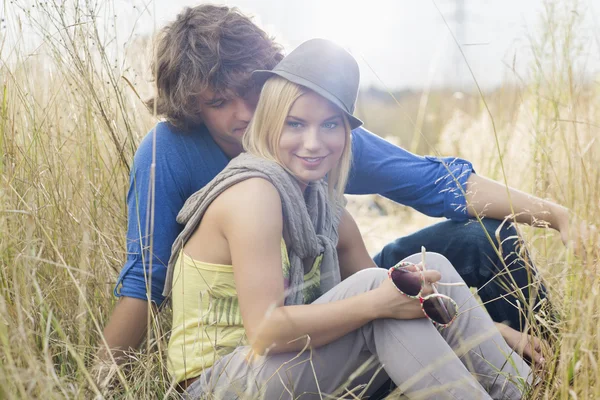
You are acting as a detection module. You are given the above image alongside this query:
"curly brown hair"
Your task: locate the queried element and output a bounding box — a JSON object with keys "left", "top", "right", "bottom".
{"left": 147, "top": 5, "right": 283, "bottom": 130}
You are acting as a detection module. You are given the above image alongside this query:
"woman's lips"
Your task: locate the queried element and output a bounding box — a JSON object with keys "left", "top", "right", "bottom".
{"left": 296, "top": 155, "right": 326, "bottom": 168}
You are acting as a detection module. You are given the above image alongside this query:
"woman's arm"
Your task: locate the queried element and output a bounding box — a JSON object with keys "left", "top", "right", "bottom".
{"left": 219, "top": 178, "right": 436, "bottom": 356}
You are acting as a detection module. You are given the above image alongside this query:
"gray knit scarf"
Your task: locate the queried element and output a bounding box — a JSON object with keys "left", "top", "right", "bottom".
{"left": 163, "top": 152, "right": 345, "bottom": 306}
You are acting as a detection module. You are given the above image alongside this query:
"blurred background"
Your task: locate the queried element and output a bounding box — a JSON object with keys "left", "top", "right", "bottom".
{"left": 6, "top": 0, "right": 600, "bottom": 88}
{"left": 4, "top": 0, "right": 599, "bottom": 160}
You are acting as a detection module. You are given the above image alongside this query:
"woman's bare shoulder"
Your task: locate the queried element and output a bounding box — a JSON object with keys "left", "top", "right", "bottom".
{"left": 211, "top": 177, "right": 283, "bottom": 224}
{"left": 186, "top": 178, "right": 283, "bottom": 265}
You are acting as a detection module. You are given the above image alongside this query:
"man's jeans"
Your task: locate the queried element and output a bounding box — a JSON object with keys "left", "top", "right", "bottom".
{"left": 373, "top": 218, "right": 548, "bottom": 331}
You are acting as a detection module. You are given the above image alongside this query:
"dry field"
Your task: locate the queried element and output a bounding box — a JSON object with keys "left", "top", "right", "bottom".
{"left": 1, "top": 0, "right": 599, "bottom": 398}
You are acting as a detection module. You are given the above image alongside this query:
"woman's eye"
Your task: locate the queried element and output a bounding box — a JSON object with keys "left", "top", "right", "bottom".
{"left": 323, "top": 122, "right": 338, "bottom": 129}
{"left": 287, "top": 121, "right": 302, "bottom": 128}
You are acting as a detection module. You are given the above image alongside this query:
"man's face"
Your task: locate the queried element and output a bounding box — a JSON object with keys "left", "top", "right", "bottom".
{"left": 198, "top": 87, "right": 260, "bottom": 158}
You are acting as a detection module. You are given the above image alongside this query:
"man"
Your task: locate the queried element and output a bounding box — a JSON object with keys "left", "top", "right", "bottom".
{"left": 102, "top": 4, "right": 568, "bottom": 367}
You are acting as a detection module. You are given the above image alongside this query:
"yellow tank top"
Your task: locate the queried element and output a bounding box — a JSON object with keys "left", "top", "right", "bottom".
{"left": 167, "top": 239, "right": 323, "bottom": 383}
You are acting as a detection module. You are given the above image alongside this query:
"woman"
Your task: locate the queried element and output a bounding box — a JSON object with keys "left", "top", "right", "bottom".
{"left": 164, "top": 39, "right": 531, "bottom": 399}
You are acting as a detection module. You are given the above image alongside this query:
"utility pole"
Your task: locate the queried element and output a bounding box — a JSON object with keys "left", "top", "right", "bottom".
{"left": 454, "top": 0, "right": 466, "bottom": 89}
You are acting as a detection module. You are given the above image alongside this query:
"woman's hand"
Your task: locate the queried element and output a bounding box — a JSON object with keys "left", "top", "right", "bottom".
{"left": 496, "top": 323, "right": 547, "bottom": 365}
{"left": 374, "top": 267, "right": 441, "bottom": 320}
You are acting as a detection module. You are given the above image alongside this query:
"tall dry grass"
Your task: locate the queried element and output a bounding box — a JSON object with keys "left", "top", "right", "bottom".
{"left": 1, "top": 0, "right": 598, "bottom": 399}
{"left": 436, "top": 2, "right": 600, "bottom": 397}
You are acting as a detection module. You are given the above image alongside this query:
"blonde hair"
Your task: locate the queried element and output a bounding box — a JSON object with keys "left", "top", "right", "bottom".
{"left": 243, "top": 76, "right": 352, "bottom": 199}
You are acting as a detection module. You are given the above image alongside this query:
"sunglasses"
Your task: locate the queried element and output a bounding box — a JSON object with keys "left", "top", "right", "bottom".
{"left": 387, "top": 247, "right": 465, "bottom": 328}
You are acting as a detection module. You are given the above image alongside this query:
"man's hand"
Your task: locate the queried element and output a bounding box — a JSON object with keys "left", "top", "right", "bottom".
{"left": 496, "top": 323, "right": 547, "bottom": 365}
{"left": 555, "top": 208, "right": 597, "bottom": 258}
{"left": 93, "top": 297, "right": 153, "bottom": 389}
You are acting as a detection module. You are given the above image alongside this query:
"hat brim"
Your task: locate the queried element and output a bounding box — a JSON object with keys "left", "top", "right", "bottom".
{"left": 252, "top": 69, "right": 363, "bottom": 130}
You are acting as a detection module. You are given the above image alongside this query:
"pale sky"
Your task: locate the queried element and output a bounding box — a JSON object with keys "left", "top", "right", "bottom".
{"left": 4, "top": 0, "right": 600, "bottom": 90}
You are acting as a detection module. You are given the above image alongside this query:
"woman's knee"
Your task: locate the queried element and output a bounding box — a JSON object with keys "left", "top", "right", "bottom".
{"left": 424, "top": 252, "right": 462, "bottom": 281}
{"left": 353, "top": 268, "right": 389, "bottom": 287}
{"left": 344, "top": 268, "right": 389, "bottom": 294}
{"left": 315, "top": 268, "right": 388, "bottom": 304}
{"left": 401, "top": 252, "right": 462, "bottom": 282}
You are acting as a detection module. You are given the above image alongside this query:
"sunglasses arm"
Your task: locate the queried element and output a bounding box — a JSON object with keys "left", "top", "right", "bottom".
{"left": 435, "top": 282, "right": 467, "bottom": 286}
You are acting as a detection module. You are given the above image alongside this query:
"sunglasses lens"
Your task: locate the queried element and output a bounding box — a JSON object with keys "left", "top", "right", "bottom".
{"left": 423, "top": 296, "right": 458, "bottom": 325}
{"left": 390, "top": 267, "right": 421, "bottom": 297}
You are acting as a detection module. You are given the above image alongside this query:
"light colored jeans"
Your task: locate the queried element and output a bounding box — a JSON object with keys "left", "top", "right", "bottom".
{"left": 186, "top": 252, "right": 532, "bottom": 399}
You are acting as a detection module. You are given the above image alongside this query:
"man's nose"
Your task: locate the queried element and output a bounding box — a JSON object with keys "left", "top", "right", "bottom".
{"left": 234, "top": 97, "right": 254, "bottom": 122}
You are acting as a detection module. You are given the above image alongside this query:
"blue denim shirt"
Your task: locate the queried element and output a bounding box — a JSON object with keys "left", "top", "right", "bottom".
{"left": 114, "top": 122, "right": 474, "bottom": 305}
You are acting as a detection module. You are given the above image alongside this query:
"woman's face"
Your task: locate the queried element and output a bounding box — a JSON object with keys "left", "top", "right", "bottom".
{"left": 279, "top": 91, "right": 346, "bottom": 189}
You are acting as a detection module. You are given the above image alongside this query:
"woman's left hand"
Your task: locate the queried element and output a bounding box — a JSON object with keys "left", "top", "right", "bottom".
{"left": 496, "top": 323, "right": 547, "bottom": 365}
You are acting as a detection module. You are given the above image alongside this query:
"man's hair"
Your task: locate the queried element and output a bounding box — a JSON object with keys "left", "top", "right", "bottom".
{"left": 147, "top": 4, "right": 283, "bottom": 129}
{"left": 244, "top": 77, "right": 352, "bottom": 199}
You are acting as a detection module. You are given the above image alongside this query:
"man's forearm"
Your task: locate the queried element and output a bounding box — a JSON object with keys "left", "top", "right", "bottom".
{"left": 99, "top": 296, "right": 151, "bottom": 362}
{"left": 465, "top": 174, "right": 569, "bottom": 231}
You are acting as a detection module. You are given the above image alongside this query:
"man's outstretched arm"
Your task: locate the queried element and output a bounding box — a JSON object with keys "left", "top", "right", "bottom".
{"left": 347, "top": 127, "right": 575, "bottom": 243}
{"left": 465, "top": 174, "right": 570, "bottom": 242}
{"left": 346, "top": 127, "right": 474, "bottom": 220}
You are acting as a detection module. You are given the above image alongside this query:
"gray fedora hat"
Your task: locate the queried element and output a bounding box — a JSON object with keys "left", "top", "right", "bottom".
{"left": 252, "top": 38, "right": 363, "bottom": 130}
